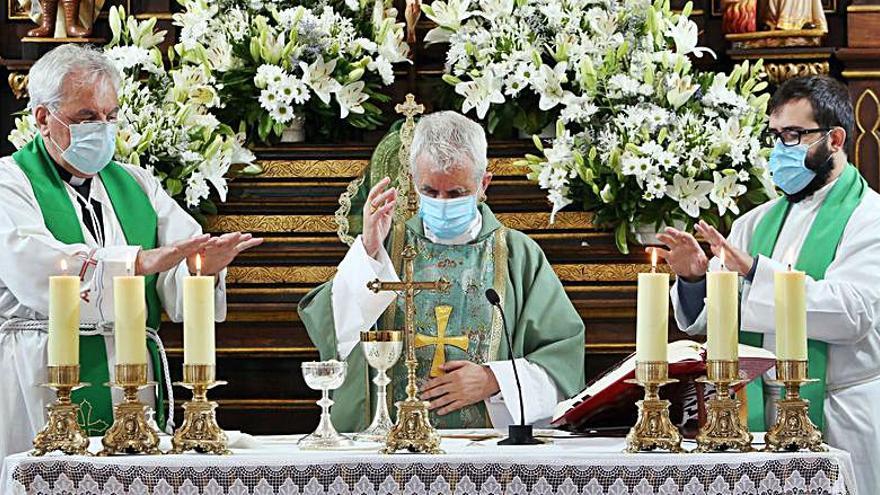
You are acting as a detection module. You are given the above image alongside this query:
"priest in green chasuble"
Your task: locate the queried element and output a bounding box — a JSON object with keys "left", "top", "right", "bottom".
{"left": 299, "top": 111, "right": 585, "bottom": 431}
{"left": 658, "top": 76, "right": 880, "bottom": 492}
{"left": 0, "top": 45, "right": 263, "bottom": 460}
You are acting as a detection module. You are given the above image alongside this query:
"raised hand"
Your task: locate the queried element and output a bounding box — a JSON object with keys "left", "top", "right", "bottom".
{"left": 362, "top": 177, "right": 397, "bottom": 260}
{"left": 653, "top": 227, "right": 709, "bottom": 281}
{"left": 188, "top": 232, "right": 265, "bottom": 276}
{"left": 694, "top": 220, "right": 753, "bottom": 276}
{"left": 136, "top": 234, "right": 210, "bottom": 276}
{"left": 419, "top": 361, "right": 500, "bottom": 416}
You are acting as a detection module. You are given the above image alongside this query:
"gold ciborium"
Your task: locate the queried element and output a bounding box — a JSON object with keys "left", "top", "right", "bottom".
{"left": 32, "top": 365, "right": 91, "bottom": 456}
{"left": 765, "top": 360, "right": 826, "bottom": 452}
{"left": 355, "top": 331, "right": 403, "bottom": 442}
{"left": 98, "top": 363, "right": 161, "bottom": 456}
{"left": 694, "top": 360, "right": 753, "bottom": 452}
{"left": 625, "top": 361, "right": 683, "bottom": 453}
{"left": 170, "top": 364, "right": 229, "bottom": 454}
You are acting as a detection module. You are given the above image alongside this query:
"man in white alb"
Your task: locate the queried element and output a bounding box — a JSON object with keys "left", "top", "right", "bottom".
{"left": 657, "top": 75, "right": 880, "bottom": 492}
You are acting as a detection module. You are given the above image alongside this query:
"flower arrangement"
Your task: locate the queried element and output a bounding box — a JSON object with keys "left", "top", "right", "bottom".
{"left": 425, "top": 0, "right": 774, "bottom": 252}
{"left": 9, "top": 7, "right": 257, "bottom": 218}
{"left": 173, "top": 0, "right": 410, "bottom": 142}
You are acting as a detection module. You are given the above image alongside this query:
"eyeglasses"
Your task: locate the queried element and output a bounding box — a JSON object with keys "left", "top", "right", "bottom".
{"left": 763, "top": 128, "right": 830, "bottom": 147}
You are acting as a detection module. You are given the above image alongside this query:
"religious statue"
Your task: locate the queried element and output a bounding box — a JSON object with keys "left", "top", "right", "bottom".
{"left": 22, "top": 0, "right": 104, "bottom": 38}
{"left": 722, "top": 0, "right": 757, "bottom": 34}
{"left": 405, "top": 0, "right": 421, "bottom": 45}
{"left": 760, "top": 0, "right": 827, "bottom": 32}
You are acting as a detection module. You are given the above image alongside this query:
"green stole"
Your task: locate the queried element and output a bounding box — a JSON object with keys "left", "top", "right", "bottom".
{"left": 741, "top": 164, "right": 867, "bottom": 431}
{"left": 13, "top": 135, "right": 167, "bottom": 434}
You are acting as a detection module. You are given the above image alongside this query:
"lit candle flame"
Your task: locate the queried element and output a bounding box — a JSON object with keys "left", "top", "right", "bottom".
{"left": 196, "top": 254, "right": 202, "bottom": 277}
{"left": 720, "top": 248, "right": 726, "bottom": 271}
{"left": 60, "top": 258, "right": 68, "bottom": 274}
{"left": 784, "top": 247, "right": 796, "bottom": 271}
{"left": 126, "top": 260, "right": 133, "bottom": 276}
{"left": 651, "top": 247, "right": 658, "bottom": 273}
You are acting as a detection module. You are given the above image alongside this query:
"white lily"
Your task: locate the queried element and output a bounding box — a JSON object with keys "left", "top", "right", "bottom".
{"left": 533, "top": 62, "right": 570, "bottom": 111}
{"left": 665, "top": 173, "right": 713, "bottom": 218}
{"left": 667, "top": 16, "right": 716, "bottom": 59}
{"left": 455, "top": 71, "right": 505, "bottom": 119}
{"left": 709, "top": 171, "right": 747, "bottom": 216}
{"left": 337, "top": 81, "right": 369, "bottom": 118}
{"left": 300, "top": 57, "right": 342, "bottom": 104}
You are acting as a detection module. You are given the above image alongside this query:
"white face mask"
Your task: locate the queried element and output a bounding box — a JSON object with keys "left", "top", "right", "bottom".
{"left": 49, "top": 112, "right": 117, "bottom": 175}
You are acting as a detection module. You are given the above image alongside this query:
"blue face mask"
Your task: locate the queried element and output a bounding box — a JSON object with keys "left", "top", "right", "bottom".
{"left": 768, "top": 132, "right": 830, "bottom": 195}
{"left": 418, "top": 192, "right": 479, "bottom": 240}
{"left": 50, "top": 113, "right": 117, "bottom": 176}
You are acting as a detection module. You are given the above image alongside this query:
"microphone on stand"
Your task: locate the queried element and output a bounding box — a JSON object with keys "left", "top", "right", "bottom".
{"left": 485, "top": 289, "right": 541, "bottom": 445}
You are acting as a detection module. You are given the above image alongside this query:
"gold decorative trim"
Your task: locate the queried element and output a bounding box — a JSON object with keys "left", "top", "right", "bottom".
{"left": 7, "top": 0, "right": 29, "bottom": 20}
{"left": 134, "top": 12, "right": 173, "bottom": 20}
{"left": 764, "top": 62, "right": 830, "bottom": 84}
{"left": 253, "top": 157, "right": 529, "bottom": 179}
{"left": 853, "top": 89, "right": 880, "bottom": 178}
{"left": 847, "top": 4, "right": 880, "bottom": 12}
{"left": 225, "top": 263, "right": 669, "bottom": 284}
{"left": 729, "top": 52, "right": 832, "bottom": 61}
{"left": 8, "top": 72, "right": 28, "bottom": 100}
{"left": 21, "top": 36, "right": 107, "bottom": 43}
{"left": 842, "top": 70, "right": 880, "bottom": 79}
{"left": 208, "top": 211, "right": 594, "bottom": 233}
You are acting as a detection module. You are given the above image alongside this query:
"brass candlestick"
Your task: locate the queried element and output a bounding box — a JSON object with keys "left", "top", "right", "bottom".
{"left": 765, "top": 360, "right": 826, "bottom": 452}
{"left": 98, "top": 363, "right": 161, "bottom": 456}
{"left": 625, "top": 361, "right": 683, "bottom": 453}
{"left": 695, "top": 360, "right": 753, "bottom": 452}
{"left": 32, "top": 365, "right": 91, "bottom": 456}
{"left": 367, "top": 245, "right": 450, "bottom": 454}
{"left": 170, "top": 364, "right": 230, "bottom": 455}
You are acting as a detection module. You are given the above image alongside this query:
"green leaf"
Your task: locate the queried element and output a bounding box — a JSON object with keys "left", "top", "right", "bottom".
{"left": 615, "top": 221, "right": 630, "bottom": 255}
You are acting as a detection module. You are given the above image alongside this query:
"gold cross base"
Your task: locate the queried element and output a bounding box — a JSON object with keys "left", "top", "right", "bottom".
{"left": 171, "top": 400, "right": 230, "bottom": 455}
{"left": 694, "top": 397, "right": 754, "bottom": 452}
{"left": 32, "top": 401, "right": 91, "bottom": 456}
{"left": 381, "top": 399, "right": 443, "bottom": 454}
{"left": 98, "top": 399, "right": 161, "bottom": 456}
{"left": 765, "top": 397, "right": 826, "bottom": 452}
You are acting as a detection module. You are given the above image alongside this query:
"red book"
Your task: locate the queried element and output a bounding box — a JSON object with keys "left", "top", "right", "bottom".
{"left": 552, "top": 340, "right": 776, "bottom": 431}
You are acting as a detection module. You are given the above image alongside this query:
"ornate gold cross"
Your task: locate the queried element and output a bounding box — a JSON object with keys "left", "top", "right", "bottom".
{"left": 415, "top": 305, "right": 469, "bottom": 377}
{"left": 366, "top": 243, "right": 450, "bottom": 454}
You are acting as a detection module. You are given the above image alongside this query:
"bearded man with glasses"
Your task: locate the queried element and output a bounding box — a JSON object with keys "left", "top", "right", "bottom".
{"left": 656, "top": 75, "right": 880, "bottom": 492}
{"left": 0, "top": 44, "right": 263, "bottom": 460}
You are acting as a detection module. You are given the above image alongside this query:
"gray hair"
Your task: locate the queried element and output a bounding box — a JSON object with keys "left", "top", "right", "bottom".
{"left": 409, "top": 111, "right": 488, "bottom": 183}
{"left": 27, "top": 44, "right": 121, "bottom": 111}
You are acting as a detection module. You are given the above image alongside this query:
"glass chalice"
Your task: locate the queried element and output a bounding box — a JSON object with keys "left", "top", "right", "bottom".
{"left": 299, "top": 360, "right": 354, "bottom": 450}
{"left": 354, "top": 330, "right": 403, "bottom": 442}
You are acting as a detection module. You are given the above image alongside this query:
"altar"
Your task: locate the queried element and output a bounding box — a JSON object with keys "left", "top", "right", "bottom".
{"left": 1, "top": 432, "right": 857, "bottom": 495}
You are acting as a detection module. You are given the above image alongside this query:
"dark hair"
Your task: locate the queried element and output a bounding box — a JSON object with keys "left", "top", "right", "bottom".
{"left": 768, "top": 75, "right": 854, "bottom": 154}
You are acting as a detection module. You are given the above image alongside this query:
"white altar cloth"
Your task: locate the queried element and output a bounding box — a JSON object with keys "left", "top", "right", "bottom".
{"left": 1, "top": 431, "right": 858, "bottom": 494}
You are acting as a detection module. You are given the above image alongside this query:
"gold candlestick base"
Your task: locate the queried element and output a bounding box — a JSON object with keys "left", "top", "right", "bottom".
{"left": 98, "top": 364, "right": 162, "bottom": 456}
{"left": 170, "top": 364, "right": 230, "bottom": 455}
{"left": 765, "top": 360, "right": 827, "bottom": 452}
{"left": 694, "top": 360, "right": 753, "bottom": 453}
{"left": 381, "top": 358, "right": 442, "bottom": 454}
{"left": 625, "top": 361, "right": 683, "bottom": 453}
{"left": 32, "top": 365, "right": 91, "bottom": 456}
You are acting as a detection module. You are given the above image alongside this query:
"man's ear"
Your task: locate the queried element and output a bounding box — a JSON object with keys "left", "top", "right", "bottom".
{"left": 33, "top": 106, "right": 51, "bottom": 136}
{"left": 480, "top": 172, "right": 493, "bottom": 200}
{"left": 830, "top": 127, "right": 847, "bottom": 153}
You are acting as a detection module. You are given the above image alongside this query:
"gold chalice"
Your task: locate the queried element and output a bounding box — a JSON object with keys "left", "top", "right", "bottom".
{"left": 355, "top": 331, "right": 403, "bottom": 442}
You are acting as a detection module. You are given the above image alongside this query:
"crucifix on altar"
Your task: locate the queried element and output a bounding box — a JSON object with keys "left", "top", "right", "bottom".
{"left": 367, "top": 244, "right": 451, "bottom": 454}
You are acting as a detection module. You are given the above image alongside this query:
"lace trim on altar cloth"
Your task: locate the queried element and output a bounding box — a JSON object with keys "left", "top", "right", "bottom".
{"left": 5, "top": 457, "right": 853, "bottom": 494}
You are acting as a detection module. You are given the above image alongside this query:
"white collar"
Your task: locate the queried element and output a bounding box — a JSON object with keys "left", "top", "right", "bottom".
{"left": 423, "top": 214, "right": 483, "bottom": 245}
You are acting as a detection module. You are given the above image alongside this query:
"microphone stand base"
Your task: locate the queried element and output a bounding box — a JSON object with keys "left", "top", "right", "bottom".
{"left": 498, "top": 425, "right": 542, "bottom": 446}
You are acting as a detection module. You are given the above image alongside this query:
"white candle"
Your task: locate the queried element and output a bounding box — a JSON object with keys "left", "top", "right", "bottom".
{"left": 48, "top": 259, "right": 80, "bottom": 366}
{"left": 707, "top": 249, "right": 739, "bottom": 361}
{"left": 114, "top": 261, "right": 147, "bottom": 364}
{"left": 184, "top": 254, "right": 215, "bottom": 365}
{"left": 775, "top": 263, "right": 807, "bottom": 360}
{"left": 636, "top": 249, "right": 670, "bottom": 362}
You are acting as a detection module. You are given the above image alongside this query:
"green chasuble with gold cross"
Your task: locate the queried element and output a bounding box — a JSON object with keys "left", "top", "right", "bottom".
{"left": 299, "top": 203, "right": 585, "bottom": 432}
{"left": 12, "top": 135, "right": 168, "bottom": 435}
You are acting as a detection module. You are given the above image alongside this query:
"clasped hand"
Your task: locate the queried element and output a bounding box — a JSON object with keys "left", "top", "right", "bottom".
{"left": 419, "top": 361, "right": 500, "bottom": 416}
